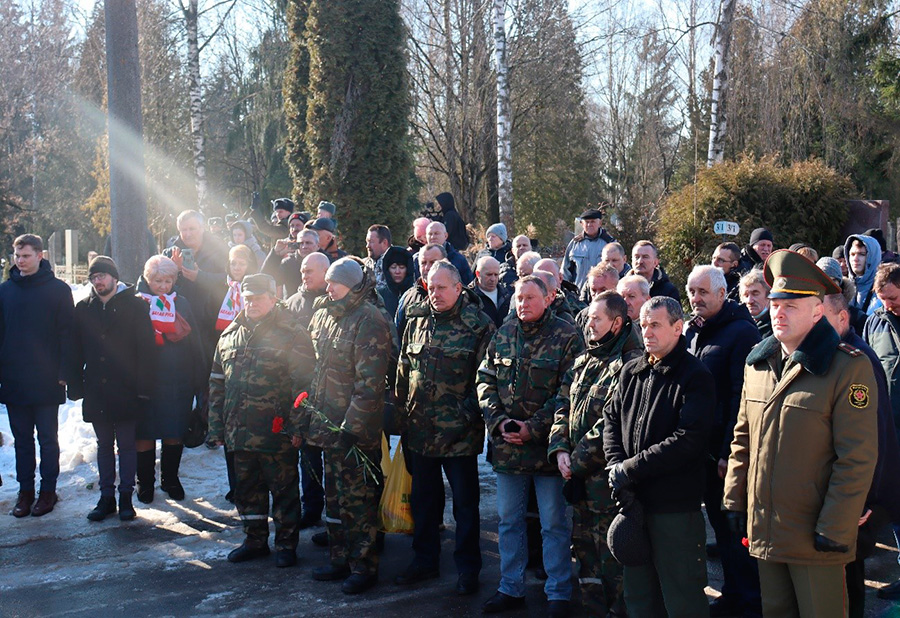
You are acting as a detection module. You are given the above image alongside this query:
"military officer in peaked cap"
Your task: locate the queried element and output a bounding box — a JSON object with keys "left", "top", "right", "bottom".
{"left": 723, "top": 250, "right": 878, "bottom": 618}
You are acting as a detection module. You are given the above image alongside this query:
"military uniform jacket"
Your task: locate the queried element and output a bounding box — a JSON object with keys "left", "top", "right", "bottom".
{"left": 304, "top": 278, "right": 392, "bottom": 451}
{"left": 723, "top": 318, "right": 878, "bottom": 565}
{"left": 477, "top": 308, "right": 584, "bottom": 474}
{"left": 548, "top": 320, "right": 643, "bottom": 509}
{"left": 396, "top": 289, "right": 495, "bottom": 457}
{"left": 208, "top": 304, "right": 315, "bottom": 453}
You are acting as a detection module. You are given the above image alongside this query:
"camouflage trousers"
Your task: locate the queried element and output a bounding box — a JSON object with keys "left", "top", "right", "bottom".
{"left": 233, "top": 449, "right": 300, "bottom": 551}
{"left": 573, "top": 502, "right": 625, "bottom": 616}
{"left": 323, "top": 445, "right": 383, "bottom": 576}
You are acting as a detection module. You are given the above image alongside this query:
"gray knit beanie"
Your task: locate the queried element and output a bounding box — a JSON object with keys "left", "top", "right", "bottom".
{"left": 486, "top": 223, "right": 508, "bottom": 243}
{"left": 325, "top": 257, "right": 364, "bottom": 289}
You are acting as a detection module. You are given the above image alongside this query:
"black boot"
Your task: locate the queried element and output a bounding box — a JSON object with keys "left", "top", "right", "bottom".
{"left": 160, "top": 444, "right": 185, "bottom": 500}
{"left": 119, "top": 492, "right": 136, "bottom": 521}
{"left": 87, "top": 496, "right": 117, "bottom": 521}
{"left": 136, "top": 450, "right": 156, "bottom": 504}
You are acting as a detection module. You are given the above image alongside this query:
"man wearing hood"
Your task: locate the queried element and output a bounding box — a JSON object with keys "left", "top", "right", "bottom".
{"left": 562, "top": 208, "right": 616, "bottom": 289}
{"left": 376, "top": 246, "right": 415, "bottom": 318}
{"left": 303, "top": 258, "right": 393, "bottom": 594}
{"left": 435, "top": 192, "right": 469, "bottom": 251}
{"left": 0, "top": 234, "right": 74, "bottom": 518}
{"left": 845, "top": 233, "right": 883, "bottom": 333}
{"left": 738, "top": 228, "right": 774, "bottom": 274}
{"left": 549, "top": 291, "right": 642, "bottom": 617}
{"left": 684, "top": 265, "right": 762, "bottom": 618}
{"left": 631, "top": 240, "right": 680, "bottom": 302}
{"left": 69, "top": 256, "right": 157, "bottom": 523}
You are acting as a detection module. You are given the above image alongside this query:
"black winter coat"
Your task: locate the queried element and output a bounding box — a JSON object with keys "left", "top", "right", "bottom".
{"left": 649, "top": 267, "right": 681, "bottom": 302}
{"left": 603, "top": 337, "right": 714, "bottom": 514}
{"left": 436, "top": 192, "right": 469, "bottom": 250}
{"left": 468, "top": 281, "right": 512, "bottom": 329}
{"left": 68, "top": 285, "right": 157, "bottom": 423}
{"left": 0, "top": 261, "right": 74, "bottom": 406}
{"left": 286, "top": 286, "right": 326, "bottom": 330}
{"left": 684, "top": 300, "right": 761, "bottom": 459}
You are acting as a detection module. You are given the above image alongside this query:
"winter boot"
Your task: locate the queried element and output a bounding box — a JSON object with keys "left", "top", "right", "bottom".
{"left": 119, "top": 492, "right": 136, "bottom": 521}
{"left": 136, "top": 450, "right": 156, "bottom": 504}
{"left": 87, "top": 496, "right": 117, "bottom": 521}
{"left": 160, "top": 444, "right": 185, "bottom": 500}
{"left": 12, "top": 490, "right": 35, "bottom": 518}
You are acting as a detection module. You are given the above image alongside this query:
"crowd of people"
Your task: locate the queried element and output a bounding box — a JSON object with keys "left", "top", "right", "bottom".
{"left": 2, "top": 194, "right": 900, "bottom": 618}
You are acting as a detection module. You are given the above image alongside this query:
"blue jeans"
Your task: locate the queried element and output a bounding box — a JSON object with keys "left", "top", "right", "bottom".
{"left": 495, "top": 472, "right": 572, "bottom": 601}
{"left": 7, "top": 405, "right": 60, "bottom": 493}
{"left": 93, "top": 419, "right": 137, "bottom": 496}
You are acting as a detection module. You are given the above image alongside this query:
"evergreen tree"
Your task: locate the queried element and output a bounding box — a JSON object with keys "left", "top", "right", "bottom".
{"left": 283, "top": 0, "right": 311, "bottom": 205}
{"left": 300, "top": 0, "right": 412, "bottom": 253}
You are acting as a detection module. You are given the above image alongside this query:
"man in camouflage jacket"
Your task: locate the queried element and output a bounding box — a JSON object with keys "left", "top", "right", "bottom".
{"left": 548, "top": 292, "right": 642, "bottom": 616}
{"left": 477, "top": 275, "right": 584, "bottom": 616}
{"left": 208, "top": 274, "right": 316, "bottom": 567}
{"left": 394, "top": 261, "right": 495, "bottom": 594}
{"left": 302, "top": 258, "right": 392, "bottom": 595}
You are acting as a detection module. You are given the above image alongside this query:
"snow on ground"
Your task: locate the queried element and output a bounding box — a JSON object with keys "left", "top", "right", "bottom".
{"left": 0, "top": 401, "right": 497, "bottom": 591}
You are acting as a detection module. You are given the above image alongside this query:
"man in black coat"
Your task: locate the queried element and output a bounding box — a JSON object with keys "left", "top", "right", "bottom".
{"left": 435, "top": 192, "right": 469, "bottom": 251}
{"left": 631, "top": 240, "right": 680, "bottom": 302}
{"left": 469, "top": 256, "right": 511, "bottom": 328}
{"left": 0, "top": 234, "right": 74, "bottom": 518}
{"left": 603, "top": 296, "right": 713, "bottom": 617}
{"left": 684, "top": 265, "right": 762, "bottom": 617}
{"left": 68, "top": 257, "right": 156, "bottom": 522}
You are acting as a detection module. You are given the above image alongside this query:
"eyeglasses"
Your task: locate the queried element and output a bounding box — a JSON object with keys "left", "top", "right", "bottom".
{"left": 89, "top": 273, "right": 110, "bottom": 283}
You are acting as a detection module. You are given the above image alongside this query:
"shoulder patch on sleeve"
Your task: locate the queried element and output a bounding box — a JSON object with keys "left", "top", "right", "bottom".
{"left": 837, "top": 342, "right": 863, "bottom": 357}
{"left": 849, "top": 384, "right": 870, "bottom": 409}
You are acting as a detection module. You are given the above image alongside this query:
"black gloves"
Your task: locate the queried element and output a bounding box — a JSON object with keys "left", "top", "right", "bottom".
{"left": 607, "top": 463, "right": 632, "bottom": 493}
{"left": 814, "top": 533, "right": 849, "bottom": 553}
{"left": 726, "top": 511, "right": 747, "bottom": 537}
{"left": 339, "top": 429, "right": 358, "bottom": 450}
{"left": 562, "top": 477, "right": 587, "bottom": 504}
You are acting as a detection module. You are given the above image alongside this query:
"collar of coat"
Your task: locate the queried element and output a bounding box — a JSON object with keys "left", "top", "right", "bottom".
{"left": 628, "top": 335, "right": 688, "bottom": 375}
{"left": 745, "top": 316, "right": 839, "bottom": 376}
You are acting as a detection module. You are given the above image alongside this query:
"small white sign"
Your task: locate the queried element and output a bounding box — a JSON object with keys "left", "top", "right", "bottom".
{"left": 714, "top": 221, "right": 740, "bottom": 236}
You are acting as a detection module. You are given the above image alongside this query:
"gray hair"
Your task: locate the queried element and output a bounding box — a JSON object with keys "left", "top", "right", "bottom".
{"left": 640, "top": 296, "right": 683, "bottom": 325}
{"left": 517, "top": 251, "right": 542, "bottom": 270}
{"left": 516, "top": 274, "right": 548, "bottom": 297}
{"left": 143, "top": 255, "right": 179, "bottom": 280}
{"left": 602, "top": 242, "right": 626, "bottom": 258}
{"left": 299, "top": 228, "right": 319, "bottom": 243}
{"left": 739, "top": 269, "right": 769, "bottom": 292}
{"left": 176, "top": 209, "right": 205, "bottom": 227}
{"left": 428, "top": 259, "right": 461, "bottom": 285}
{"left": 618, "top": 274, "right": 650, "bottom": 297}
{"left": 475, "top": 255, "right": 500, "bottom": 271}
{"left": 687, "top": 264, "right": 727, "bottom": 294}
{"left": 533, "top": 270, "right": 558, "bottom": 294}
{"left": 419, "top": 243, "right": 447, "bottom": 260}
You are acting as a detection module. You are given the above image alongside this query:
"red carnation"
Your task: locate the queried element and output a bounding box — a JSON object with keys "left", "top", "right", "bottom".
{"left": 741, "top": 537, "right": 749, "bottom": 548}
{"left": 272, "top": 416, "right": 284, "bottom": 434}
{"left": 294, "top": 391, "right": 309, "bottom": 408}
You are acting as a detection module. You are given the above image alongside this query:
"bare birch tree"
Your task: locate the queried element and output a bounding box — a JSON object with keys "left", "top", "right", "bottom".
{"left": 706, "top": 0, "right": 736, "bottom": 166}
{"left": 493, "top": 0, "right": 513, "bottom": 230}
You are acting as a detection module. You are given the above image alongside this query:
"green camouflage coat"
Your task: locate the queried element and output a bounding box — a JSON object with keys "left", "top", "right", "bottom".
{"left": 477, "top": 308, "right": 584, "bottom": 474}
{"left": 548, "top": 319, "right": 643, "bottom": 509}
{"left": 208, "top": 304, "right": 315, "bottom": 453}
{"left": 396, "top": 288, "right": 495, "bottom": 457}
{"left": 303, "top": 276, "right": 392, "bottom": 451}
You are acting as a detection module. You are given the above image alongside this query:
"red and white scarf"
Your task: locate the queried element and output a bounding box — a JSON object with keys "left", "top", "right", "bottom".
{"left": 140, "top": 292, "right": 177, "bottom": 346}
{"left": 216, "top": 277, "right": 244, "bottom": 331}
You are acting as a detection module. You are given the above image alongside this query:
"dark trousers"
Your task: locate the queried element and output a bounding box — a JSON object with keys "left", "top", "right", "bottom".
{"left": 409, "top": 452, "right": 482, "bottom": 575}
{"left": 233, "top": 449, "right": 300, "bottom": 551}
{"left": 624, "top": 510, "right": 710, "bottom": 618}
{"left": 300, "top": 445, "right": 324, "bottom": 518}
{"left": 705, "top": 461, "right": 762, "bottom": 611}
{"left": 845, "top": 558, "right": 865, "bottom": 618}
{"left": 92, "top": 419, "right": 137, "bottom": 496}
{"left": 7, "top": 404, "right": 60, "bottom": 493}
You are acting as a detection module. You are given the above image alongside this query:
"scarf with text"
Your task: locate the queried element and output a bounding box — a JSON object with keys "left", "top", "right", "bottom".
{"left": 216, "top": 277, "right": 244, "bottom": 331}
{"left": 140, "top": 292, "right": 177, "bottom": 345}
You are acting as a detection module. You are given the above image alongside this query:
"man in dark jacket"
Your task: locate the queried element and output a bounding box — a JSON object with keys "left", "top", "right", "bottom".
{"left": 308, "top": 218, "right": 347, "bottom": 262}
{"left": 738, "top": 227, "right": 774, "bottom": 274}
{"left": 69, "top": 257, "right": 156, "bottom": 522}
{"left": 435, "top": 192, "right": 469, "bottom": 251}
{"left": 469, "top": 256, "right": 511, "bottom": 328}
{"left": 0, "top": 234, "right": 74, "bottom": 517}
{"left": 739, "top": 270, "right": 772, "bottom": 338}
{"left": 476, "top": 223, "right": 516, "bottom": 288}
{"left": 684, "top": 266, "right": 761, "bottom": 617}
{"left": 286, "top": 253, "right": 330, "bottom": 330}
{"left": 261, "top": 217, "right": 317, "bottom": 295}
{"left": 712, "top": 242, "right": 742, "bottom": 301}
{"left": 397, "top": 243, "right": 445, "bottom": 338}
{"left": 414, "top": 222, "right": 473, "bottom": 285}
{"left": 604, "top": 296, "right": 714, "bottom": 617}
{"left": 250, "top": 194, "right": 298, "bottom": 242}
{"left": 631, "top": 240, "right": 680, "bottom": 301}
{"left": 477, "top": 276, "right": 584, "bottom": 617}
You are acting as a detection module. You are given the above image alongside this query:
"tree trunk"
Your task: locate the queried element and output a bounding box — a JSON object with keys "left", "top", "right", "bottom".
{"left": 493, "top": 0, "right": 513, "bottom": 231}
{"left": 104, "top": 0, "right": 148, "bottom": 283}
{"left": 184, "top": 0, "right": 208, "bottom": 212}
{"left": 706, "top": 0, "right": 736, "bottom": 167}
